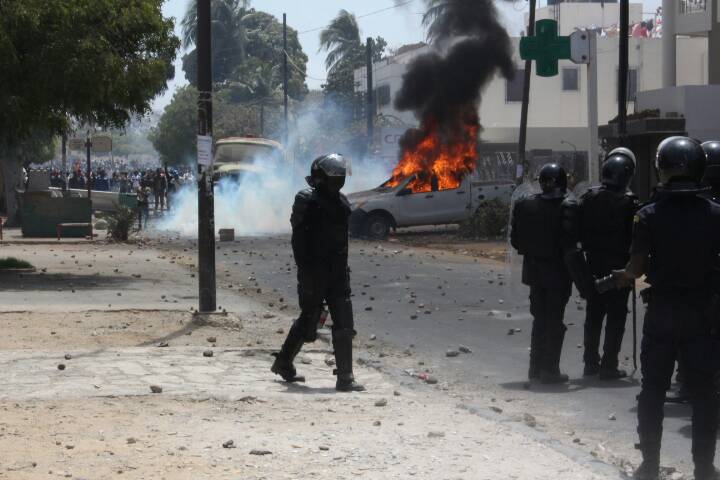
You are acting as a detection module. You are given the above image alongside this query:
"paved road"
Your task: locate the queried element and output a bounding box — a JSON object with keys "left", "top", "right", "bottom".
{"left": 159, "top": 233, "right": 700, "bottom": 476}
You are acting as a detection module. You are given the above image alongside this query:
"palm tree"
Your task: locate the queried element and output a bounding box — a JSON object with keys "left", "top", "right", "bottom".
{"left": 181, "top": 0, "right": 255, "bottom": 62}
{"left": 422, "top": 0, "right": 505, "bottom": 44}
{"left": 319, "top": 9, "right": 364, "bottom": 76}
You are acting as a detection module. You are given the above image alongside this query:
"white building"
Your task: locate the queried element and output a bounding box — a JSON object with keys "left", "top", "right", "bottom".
{"left": 355, "top": 1, "right": 709, "bottom": 158}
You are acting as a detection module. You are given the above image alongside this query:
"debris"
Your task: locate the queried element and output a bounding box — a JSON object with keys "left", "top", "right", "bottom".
{"left": 150, "top": 385, "right": 163, "bottom": 394}
{"left": 300, "top": 357, "right": 312, "bottom": 364}
{"left": 490, "top": 406, "right": 503, "bottom": 414}
{"left": 249, "top": 449, "right": 272, "bottom": 456}
{"left": 57, "top": 364, "right": 66, "bottom": 371}
{"left": 446, "top": 350, "right": 460, "bottom": 357}
{"left": 157, "top": 342, "right": 169, "bottom": 348}
{"left": 458, "top": 345, "right": 472, "bottom": 354}
{"left": 206, "top": 336, "right": 217, "bottom": 343}
{"left": 203, "top": 350, "right": 214, "bottom": 358}
{"left": 276, "top": 328, "right": 285, "bottom": 334}
{"left": 369, "top": 334, "right": 377, "bottom": 341}
{"left": 374, "top": 398, "right": 388, "bottom": 407}
{"left": 64, "top": 354, "right": 72, "bottom": 360}
{"left": 319, "top": 446, "right": 329, "bottom": 451}
{"left": 126, "top": 437, "right": 137, "bottom": 444}
{"left": 427, "top": 431, "right": 445, "bottom": 438}
{"left": 373, "top": 420, "right": 382, "bottom": 426}
{"left": 608, "top": 413, "right": 617, "bottom": 421}
{"left": 523, "top": 413, "right": 537, "bottom": 428}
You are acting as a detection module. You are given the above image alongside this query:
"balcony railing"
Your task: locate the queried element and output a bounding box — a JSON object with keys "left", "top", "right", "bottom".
{"left": 680, "top": 0, "right": 708, "bottom": 14}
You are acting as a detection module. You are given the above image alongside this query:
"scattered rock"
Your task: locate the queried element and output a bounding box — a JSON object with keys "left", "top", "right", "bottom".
{"left": 57, "top": 364, "right": 66, "bottom": 371}
{"left": 300, "top": 356, "right": 312, "bottom": 365}
{"left": 458, "top": 345, "right": 472, "bottom": 354}
{"left": 150, "top": 385, "right": 163, "bottom": 394}
{"left": 203, "top": 350, "right": 214, "bottom": 357}
{"left": 63, "top": 354, "right": 72, "bottom": 360}
{"left": 523, "top": 413, "right": 537, "bottom": 428}
{"left": 424, "top": 376, "right": 438, "bottom": 385}
{"left": 369, "top": 334, "right": 377, "bottom": 341}
{"left": 249, "top": 449, "right": 272, "bottom": 456}
{"left": 276, "top": 328, "right": 285, "bottom": 334}
{"left": 490, "top": 406, "right": 503, "bottom": 414}
{"left": 427, "top": 431, "right": 445, "bottom": 438}
{"left": 374, "top": 398, "right": 388, "bottom": 407}
{"left": 222, "top": 440, "right": 236, "bottom": 449}
{"left": 393, "top": 390, "right": 401, "bottom": 396}
{"left": 445, "top": 350, "right": 460, "bottom": 357}
{"left": 373, "top": 420, "right": 382, "bottom": 426}
{"left": 319, "top": 446, "right": 329, "bottom": 451}
{"left": 206, "top": 336, "right": 217, "bottom": 343}
{"left": 126, "top": 437, "right": 137, "bottom": 444}
{"left": 157, "top": 342, "right": 169, "bottom": 348}
{"left": 608, "top": 412, "right": 617, "bottom": 421}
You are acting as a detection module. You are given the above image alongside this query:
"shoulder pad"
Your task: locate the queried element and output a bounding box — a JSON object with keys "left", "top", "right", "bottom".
{"left": 295, "top": 189, "right": 314, "bottom": 203}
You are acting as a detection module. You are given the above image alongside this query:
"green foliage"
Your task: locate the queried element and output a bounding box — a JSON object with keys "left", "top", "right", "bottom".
{"left": 458, "top": 199, "right": 510, "bottom": 240}
{"left": 0, "top": 257, "right": 33, "bottom": 270}
{"left": 107, "top": 206, "right": 136, "bottom": 242}
{"left": 149, "top": 86, "right": 198, "bottom": 166}
{"left": 0, "top": 0, "right": 180, "bottom": 147}
{"left": 181, "top": 3, "right": 308, "bottom": 100}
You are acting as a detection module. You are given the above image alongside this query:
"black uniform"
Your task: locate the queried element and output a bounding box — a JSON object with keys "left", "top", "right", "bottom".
{"left": 511, "top": 194, "right": 573, "bottom": 380}
{"left": 273, "top": 186, "right": 362, "bottom": 390}
{"left": 577, "top": 186, "right": 638, "bottom": 373}
{"left": 633, "top": 192, "right": 720, "bottom": 475}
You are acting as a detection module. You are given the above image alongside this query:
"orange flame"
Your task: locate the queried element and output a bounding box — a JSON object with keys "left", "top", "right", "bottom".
{"left": 386, "top": 120, "right": 478, "bottom": 193}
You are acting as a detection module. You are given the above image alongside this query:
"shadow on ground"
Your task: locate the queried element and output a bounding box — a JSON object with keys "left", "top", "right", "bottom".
{"left": 0, "top": 272, "right": 137, "bottom": 291}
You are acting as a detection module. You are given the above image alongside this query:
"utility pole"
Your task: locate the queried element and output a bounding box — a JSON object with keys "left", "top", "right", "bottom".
{"left": 61, "top": 132, "right": 68, "bottom": 191}
{"left": 517, "top": 0, "right": 537, "bottom": 183}
{"left": 618, "top": 0, "right": 629, "bottom": 141}
{"left": 197, "top": 0, "right": 217, "bottom": 313}
{"left": 283, "top": 13, "right": 289, "bottom": 146}
{"left": 85, "top": 132, "right": 92, "bottom": 199}
{"left": 366, "top": 37, "right": 375, "bottom": 153}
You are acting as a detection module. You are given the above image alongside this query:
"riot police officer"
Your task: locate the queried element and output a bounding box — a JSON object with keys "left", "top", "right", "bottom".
{"left": 511, "top": 163, "right": 573, "bottom": 384}
{"left": 567, "top": 149, "right": 638, "bottom": 379}
{"left": 607, "top": 137, "right": 720, "bottom": 480}
{"left": 702, "top": 140, "right": 720, "bottom": 202}
{"left": 271, "top": 154, "right": 365, "bottom": 392}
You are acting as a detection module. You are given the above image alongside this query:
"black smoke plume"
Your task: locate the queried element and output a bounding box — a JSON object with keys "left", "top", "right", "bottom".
{"left": 394, "top": 0, "right": 514, "bottom": 145}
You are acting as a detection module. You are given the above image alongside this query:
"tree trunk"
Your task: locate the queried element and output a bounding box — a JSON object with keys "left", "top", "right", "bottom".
{"left": 0, "top": 157, "right": 23, "bottom": 227}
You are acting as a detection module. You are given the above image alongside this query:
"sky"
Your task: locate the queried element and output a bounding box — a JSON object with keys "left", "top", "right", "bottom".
{"left": 154, "top": 0, "right": 664, "bottom": 111}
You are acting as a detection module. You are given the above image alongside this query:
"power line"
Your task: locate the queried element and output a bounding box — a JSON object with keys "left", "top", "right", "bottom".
{"left": 298, "top": 0, "right": 416, "bottom": 35}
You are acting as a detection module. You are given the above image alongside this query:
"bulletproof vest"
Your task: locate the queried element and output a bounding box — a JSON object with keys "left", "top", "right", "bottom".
{"left": 580, "top": 187, "right": 636, "bottom": 254}
{"left": 308, "top": 190, "right": 350, "bottom": 260}
{"left": 514, "top": 194, "right": 565, "bottom": 260}
{"left": 644, "top": 195, "right": 720, "bottom": 292}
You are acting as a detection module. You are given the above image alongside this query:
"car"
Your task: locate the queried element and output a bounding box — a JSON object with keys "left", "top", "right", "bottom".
{"left": 347, "top": 172, "right": 515, "bottom": 239}
{"left": 212, "top": 137, "right": 284, "bottom": 182}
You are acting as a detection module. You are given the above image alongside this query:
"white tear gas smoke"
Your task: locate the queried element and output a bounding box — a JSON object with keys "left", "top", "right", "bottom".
{"left": 156, "top": 107, "right": 392, "bottom": 237}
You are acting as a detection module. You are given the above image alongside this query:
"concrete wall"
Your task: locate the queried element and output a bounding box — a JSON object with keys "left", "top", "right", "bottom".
{"left": 529, "top": 2, "right": 643, "bottom": 36}
{"left": 635, "top": 85, "right": 720, "bottom": 140}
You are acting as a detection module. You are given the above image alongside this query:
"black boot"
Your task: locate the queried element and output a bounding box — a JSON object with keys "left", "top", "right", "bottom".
{"left": 599, "top": 367, "right": 628, "bottom": 380}
{"left": 529, "top": 320, "right": 545, "bottom": 380}
{"left": 271, "top": 325, "right": 305, "bottom": 383}
{"left": 540, "top": 325, "right": 568, "bottom": 384}
{"left": 633, "top": 459, "right": 659, "bottom": 480}
{"left": 332, "top": 328, "right": 365, "bottom": 392}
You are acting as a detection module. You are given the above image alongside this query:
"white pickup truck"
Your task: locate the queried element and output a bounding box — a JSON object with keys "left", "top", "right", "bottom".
{"left": 347, "top": 172, "right": 515, "bottom": 239}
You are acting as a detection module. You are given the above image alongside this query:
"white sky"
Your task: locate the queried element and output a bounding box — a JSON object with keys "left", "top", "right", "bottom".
{"left": 154, "top": 0, "right": 663, "bottom": 111}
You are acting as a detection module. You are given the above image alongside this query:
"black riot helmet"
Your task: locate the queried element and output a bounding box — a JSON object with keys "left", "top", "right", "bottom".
{"left": 655, "top": 136, "right": 706, "bottom": 185}
{"left": 701, "top": 141, "right": 720, "bottom": 186}
{"left": 601, "top": 153, "right": 635, "bottom": 191}
{"left": 306, "top": 153, "right": 348, "bottom": 194}
{"left": 537, "top": 163, "right": 568, "bottom": 199}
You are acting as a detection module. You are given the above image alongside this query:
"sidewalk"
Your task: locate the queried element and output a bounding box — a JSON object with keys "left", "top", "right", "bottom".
{"left": 0, "top": 242, "right": 619, "bottom": 479}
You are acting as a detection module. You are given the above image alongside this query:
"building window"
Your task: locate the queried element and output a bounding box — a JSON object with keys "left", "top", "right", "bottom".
{"left": 562, "top": 67, "right": 579, "bottom": 91}
{"left": 617, "top": 68, "right": 638, "bottom": 102}
{"left": 680, "top": 0, "right": 707, "bottom": 14}
{"left": 506, "top": 68, "right": 525, "bottom": 103}
{"left": 375, "top": 84, "right": 391, "bottom": 107}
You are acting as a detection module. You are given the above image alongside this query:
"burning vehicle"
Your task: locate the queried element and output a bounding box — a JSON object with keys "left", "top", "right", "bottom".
{"left": 348, "top": 118, "right": 514, "bottom": 239}
{"left": 212, "top": 137, "right": 284, "bottom": 182}
{"left": 349, "top": 0, "right": 516, "bottom": 239}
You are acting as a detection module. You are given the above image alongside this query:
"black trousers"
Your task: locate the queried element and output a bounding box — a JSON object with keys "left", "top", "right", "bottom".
{"left": 583, "top": 288, "right": 630, "bottom": 370}
{"left": 637, "top": 294, "right": 720, "bottom": 468}
{"left": 292, "top": 263, "right": 354, "bottom": 338}
{"left": 529, "top": 285, "right": 570, "bottom": 374}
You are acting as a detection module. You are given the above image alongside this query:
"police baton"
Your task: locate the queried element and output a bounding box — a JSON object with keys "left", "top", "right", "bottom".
{"left": 632, "top": 281, "right": 638, "bottom": 371}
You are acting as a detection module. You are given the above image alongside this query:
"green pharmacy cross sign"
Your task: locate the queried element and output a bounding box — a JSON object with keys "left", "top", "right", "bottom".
{"left": 519, "top": 19, "right": 571, "bottom": 77}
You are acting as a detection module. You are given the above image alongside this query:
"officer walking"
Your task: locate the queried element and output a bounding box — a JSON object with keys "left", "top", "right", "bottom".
{"left": 271, "top": 154, "right": 365, "bottom": 392}
{"left": 569, "top": 148, "right": 638, "bottom": 379}
{"left": 607, "top": 137, "right": 720, "bottom": 480}
{"left": 511, "top": 163, "right": 573, "bottom": 384}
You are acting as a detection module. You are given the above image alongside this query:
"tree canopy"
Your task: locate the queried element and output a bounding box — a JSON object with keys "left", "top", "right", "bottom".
{"left": 181, "top": 2, "right": 308, "bottom": 100}
{"left": 0, "top": 0, "right": 179, "bottom": 147}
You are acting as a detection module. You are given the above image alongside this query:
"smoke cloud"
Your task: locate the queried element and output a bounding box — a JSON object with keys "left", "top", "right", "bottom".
{"left": 156, "top": 100, "right": 392, "bottom": 238}
{"left": 395, "top": 0, "right": 514, "bottom": 144}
